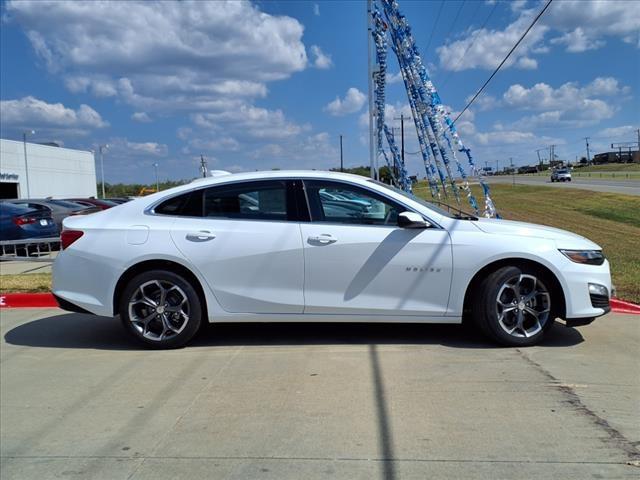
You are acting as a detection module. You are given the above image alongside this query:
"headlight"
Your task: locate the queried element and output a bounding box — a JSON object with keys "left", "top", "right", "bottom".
{"left": 559, "top": 249, "right": 605, "bottom": 265}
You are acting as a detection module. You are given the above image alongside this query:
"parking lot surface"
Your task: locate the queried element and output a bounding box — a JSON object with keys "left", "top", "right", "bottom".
{"left": 1, "top": 309, "right": 639, "bottom": 479}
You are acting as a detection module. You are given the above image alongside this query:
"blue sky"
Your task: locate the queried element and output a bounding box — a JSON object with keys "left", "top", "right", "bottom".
{"left": 1, "top": 0, "right": 639, "bottom": 184}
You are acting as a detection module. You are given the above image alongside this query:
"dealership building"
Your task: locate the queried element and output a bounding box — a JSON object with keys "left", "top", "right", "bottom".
{"left": 0, "top": 138, "right": 97, "bottom": 199}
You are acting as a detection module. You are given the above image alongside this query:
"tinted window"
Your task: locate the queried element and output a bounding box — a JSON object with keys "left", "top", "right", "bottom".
{"left": 203, "top": 181, "right": 287, "bottom": 221}
{"left": 155, "top": 190, "right": 203, "bottom": 217}
{"left": 0, "top": 203, "right": 32, "bottom": 215}
{"left": 306, "top": 181, "right": 401, "bottom": 226}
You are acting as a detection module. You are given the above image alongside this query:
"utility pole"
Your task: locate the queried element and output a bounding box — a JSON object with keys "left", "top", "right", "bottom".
{"left": 200, "top": 155, "right": 208, "bottom": 177}
{"left": 584, "top": 137, "right": 591, "bottom": 165}
{"left": 496, "top": 159, "right": 499, "bottom": 174}
{"left": 510, "top": 157, "right": 515, "bottom": 186}
{"left": 98, "top": 144, "right": 109, "bottom": 199}
{"left": 535, "top": 148, "right": 544, "bottom": 170}
{"left": 153, "top": 163, "right": 159, "bottom": 192}
{"left": 339, "top": 135, "right": 344, "bottom": 172}
{"left": 22, "top": 130, "right": 35, "bottom": 198}
{"left": 400, "top": 113, "right": 405, "bottom": 165}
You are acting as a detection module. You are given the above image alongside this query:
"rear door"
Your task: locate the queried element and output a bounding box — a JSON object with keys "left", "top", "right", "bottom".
{"left": 168, "top": 180, "right": 305, "bottom": 314}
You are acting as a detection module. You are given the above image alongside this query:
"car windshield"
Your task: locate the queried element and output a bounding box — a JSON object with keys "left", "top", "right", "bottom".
{"left": 367, "top": 180, "right": 457, "bottom": 219}
{"left": 556, "top": 169, "right": 568, "bottom": 173}
{"left": 0, "top": 202, "right": 32, "bottom": 215}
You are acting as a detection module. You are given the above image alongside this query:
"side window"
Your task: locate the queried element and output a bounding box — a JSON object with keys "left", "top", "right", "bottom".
{"left": 155, "top": 190, "right": 203, "bottom": 216}
{"left": 203, "top": 181, "right": 288, "bottom": 221}
{"left": 306, "top": 181, "right": 402, "bottom": 226}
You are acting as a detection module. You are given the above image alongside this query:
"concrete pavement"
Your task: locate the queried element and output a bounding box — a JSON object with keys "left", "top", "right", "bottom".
{"left": 1, "top": 309, "right": 639, "bottom": 479}
{"left": 486, "top": 175, "right": 640, "bottom": 195}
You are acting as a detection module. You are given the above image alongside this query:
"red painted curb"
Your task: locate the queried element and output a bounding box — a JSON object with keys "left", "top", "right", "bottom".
{"left": 0, "top": 293, "right": 57, "bottom": 308}
{"left": 1, "top": 292, "right": 639, "bottom": 314}
{"left": 610, "top": 298, "right": 640, "bottom": 315}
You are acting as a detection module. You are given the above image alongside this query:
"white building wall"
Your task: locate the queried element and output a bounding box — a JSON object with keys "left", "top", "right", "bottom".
{"left": 0, "top": 139, "right": 97, "bottom": 198}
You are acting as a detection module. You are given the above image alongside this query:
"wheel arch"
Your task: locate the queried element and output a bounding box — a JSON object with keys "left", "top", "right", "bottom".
{"left": 113, "top": 259, "right": 209, "bottom": 320}
{"left": 462, "top": 258, "right": 567, "bottom": 321}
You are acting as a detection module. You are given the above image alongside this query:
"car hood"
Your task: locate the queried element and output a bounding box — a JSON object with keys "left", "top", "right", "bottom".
{"left": 473, "top": 218, "right": 600, "bottom": 249}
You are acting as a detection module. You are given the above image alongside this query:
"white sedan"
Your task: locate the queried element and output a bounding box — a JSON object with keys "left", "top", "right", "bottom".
{"left": 52, "top": 171, "right": 612, "bottom": 348}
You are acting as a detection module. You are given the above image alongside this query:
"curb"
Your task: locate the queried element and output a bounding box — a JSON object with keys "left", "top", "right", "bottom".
{"left": 1, "top": 292, "right": 639, "bottom": 315}
{"left": 0, "top": 293, "right": 58, "bottom": 308}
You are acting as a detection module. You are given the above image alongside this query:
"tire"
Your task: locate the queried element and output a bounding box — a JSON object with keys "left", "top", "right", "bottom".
{"left": 119, "top": 269, "right": 203, "bottom": 348}
{"left": 472, "top": 266, "right": 554, "bottom": 347}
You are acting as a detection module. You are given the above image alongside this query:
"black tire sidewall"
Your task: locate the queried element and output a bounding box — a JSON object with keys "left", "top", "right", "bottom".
{"left": 119, "top": 269, "right": 202, "bottom": 349}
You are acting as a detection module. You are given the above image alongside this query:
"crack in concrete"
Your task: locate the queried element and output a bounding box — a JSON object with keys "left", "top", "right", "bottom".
{"left": 516, "top": 348, "right": 640, "bottom": 462}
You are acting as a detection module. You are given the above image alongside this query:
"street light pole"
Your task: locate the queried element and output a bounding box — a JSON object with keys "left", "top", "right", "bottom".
{"left": 339, "top": 135, "right": 344, "bottom": 172}
{"left": 22, "top": 130, "right": 35, "bottom": 198}
{"left": 510, "top": 157, "right": 515, "bottom": 186}
{"left": 153, "top": 163, "right": 159, "bottom": 192}
{"left": 98, "top": 144, "right": 109, "bottom": 199}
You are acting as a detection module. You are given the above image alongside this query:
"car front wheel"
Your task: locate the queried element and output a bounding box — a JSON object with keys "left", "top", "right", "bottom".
{"left": 473, "top": 266, "right": 554, "bottom": 346}
{"left": 119, "top": 270, "right": 202, "bottom": 348}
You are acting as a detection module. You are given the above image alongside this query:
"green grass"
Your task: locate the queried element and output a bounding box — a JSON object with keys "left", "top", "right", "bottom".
{"left": 415, "top": 182, "right": 640, "bottom": 303}
{"left": 573, "top": 163, "right": 640, "bottom": 173}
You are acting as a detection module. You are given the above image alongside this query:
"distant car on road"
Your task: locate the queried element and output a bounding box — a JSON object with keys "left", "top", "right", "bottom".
{"left": 53, "top": 170, "right": 611, "bottom": 349}
{"left": 551, "top": 168, "right": 572, "bottom": 182}
{"left": 65, "top": 198, "right": 119, "bottom": 210}
{"left": 5, "top": 199, "right": 98, "bottom": 231}
{"left": 0, "top": 202, "right": 58, "bottom": 241}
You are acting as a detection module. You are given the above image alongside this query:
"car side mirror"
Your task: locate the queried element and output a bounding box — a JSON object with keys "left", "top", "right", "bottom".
{"left": 398, "top": 211, "right": 430, "bottom": 229}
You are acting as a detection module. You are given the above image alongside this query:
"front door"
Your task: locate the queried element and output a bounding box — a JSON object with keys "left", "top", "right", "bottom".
{"left": 169, "top": 180, "right": 305, "bottom": 314}
{"left": 300, "top": 180, "right": 452, "bottom": 316}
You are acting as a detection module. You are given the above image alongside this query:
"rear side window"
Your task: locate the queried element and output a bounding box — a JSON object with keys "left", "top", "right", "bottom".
{"left": 203, "top": 181, "right": 287, "bottom": 221}
{"left": 154, "top": 190, "right": 203, "bottom": 216}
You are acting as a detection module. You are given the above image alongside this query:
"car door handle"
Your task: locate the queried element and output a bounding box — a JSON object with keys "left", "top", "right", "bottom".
{"left": 185, "top": 231, "right": 216, "bottom": 242}
{"left": 308, "top": 234, "right": 337, "bottom": 245}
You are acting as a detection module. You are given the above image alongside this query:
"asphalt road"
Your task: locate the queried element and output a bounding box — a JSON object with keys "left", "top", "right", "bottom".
{"left": 1, "top": 309, "right": 639, "bottom": 479}
{"left": 486, "top": 175, "right": 640, "bottom": 196}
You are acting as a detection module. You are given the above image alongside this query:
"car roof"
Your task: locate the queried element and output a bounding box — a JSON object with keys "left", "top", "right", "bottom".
{"left": 188, "top": 170, "right": 372, "bottom": 187}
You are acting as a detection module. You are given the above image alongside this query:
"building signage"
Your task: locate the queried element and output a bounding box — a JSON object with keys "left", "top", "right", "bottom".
{"left": 0, "top": 172, "right": 19, "bottom": 181}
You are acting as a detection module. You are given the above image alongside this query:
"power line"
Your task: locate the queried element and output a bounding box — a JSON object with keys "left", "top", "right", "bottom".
{"left": 425, "top": 0, "right": 445, "bottom": 53}
{"left": 441, "top": 0, "right": 499, "bottom": 88}
{"left": 453, "top": 0, "right": 554, "bottom": 124}
{"left": 442, "top": 0, "right": 467, "bottom": 47}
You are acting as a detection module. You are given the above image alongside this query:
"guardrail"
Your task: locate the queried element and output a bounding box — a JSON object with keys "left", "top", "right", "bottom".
{"left": 0, "top": 237, "right": 60, "bottom": 262}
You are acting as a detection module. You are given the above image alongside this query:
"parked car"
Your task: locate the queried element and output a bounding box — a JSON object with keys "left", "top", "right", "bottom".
{"left": 65, "top": 198, "right": 119, "bottom": 210}
{"left": 551, "top": 168, "right": 572, "bottom": 182}
{"left": 0, "top": 202, "right": 59, "bottom": 241}
{"left": 53, "top": 171, "right": 611, "bottom": 349}
{"left": 6, "top": 199, "right": 98, "bottom": 231}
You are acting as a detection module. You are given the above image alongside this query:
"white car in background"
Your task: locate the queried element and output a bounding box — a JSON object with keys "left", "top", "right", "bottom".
{"left": 551, "top": 168, "right": 572, "bottom": 182}
{"left": 52, "top": 171, "right": 611, "bottom": 348}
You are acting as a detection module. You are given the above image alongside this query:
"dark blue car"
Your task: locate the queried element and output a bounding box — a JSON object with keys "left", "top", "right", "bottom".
{"left": 0, "top": 202, "right": 59, "bottom": 241}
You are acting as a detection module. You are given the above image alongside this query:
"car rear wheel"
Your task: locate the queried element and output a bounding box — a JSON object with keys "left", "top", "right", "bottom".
{"left": 473, "top": 266, "right": 554, "bottom": 347}
{"left": 119, "top": 270, "right": 202, "bottom": 348}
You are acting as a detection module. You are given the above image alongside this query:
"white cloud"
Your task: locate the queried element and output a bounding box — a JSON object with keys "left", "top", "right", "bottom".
{"left": 185, "top": 137, "right": 241, "bottom": 153}
{"left": 6, "top": 0, "right": 308, "bottom": 112}
{"left": 124, "top": 141, "right": 168, "bottom": 157}
{"left": 598, "top": 125, "right": 639, "bottom": 140}
{"left": 544, "top": 0, "right": 640, "bottom": 49}
{"left": 131, "top": 112, "right": 151, "bottom": 123}
{"left": 310, "top": 45, "right": 333, "bottom": 69}
{"left": 549, "top": 27, "right": 605, "bottom": 53}
{"left": 437, "top": 0, "right": 640, "bottom": 72}
{"left": 313, "top": 3, "right": 320, "bottom": 16}
{"left": 436, "top": 9, "right": 548, "bottom": 71}
{"left": 471, "top": 77, "right": 628, "bottom": 129}
{"left": 191, "top": 105, "right": 308, "bottom": 140}
{"left": 386, "top": 71, "right": 404, "bottom": 84}
{"left": 325, "top": 88, "right": 367, "bottom": 116}
{"left": 0, "top": 96, "right": 108, "bottom": 137}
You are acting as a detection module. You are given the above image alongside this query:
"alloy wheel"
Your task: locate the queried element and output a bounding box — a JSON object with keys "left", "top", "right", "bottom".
{"left": 128, "top": 280, "right": 190, "bottom": 341}
{"left": 495, "top": 274, "right": 550, "bottom": 338}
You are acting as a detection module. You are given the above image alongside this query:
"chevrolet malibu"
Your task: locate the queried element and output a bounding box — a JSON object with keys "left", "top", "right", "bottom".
{"left": 52, "top": 171, "right": 612, "bottom": 348}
